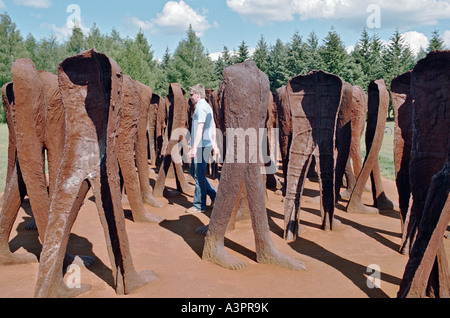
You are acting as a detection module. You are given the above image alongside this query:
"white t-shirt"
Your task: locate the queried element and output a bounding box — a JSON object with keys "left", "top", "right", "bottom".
{"left": 191, "top": 98, "right": 214, "bottom": 148}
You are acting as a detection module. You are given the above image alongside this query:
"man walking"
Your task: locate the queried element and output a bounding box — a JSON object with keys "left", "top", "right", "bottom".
{"left": 186, "top": 84, "right": 219, "bottom": 213}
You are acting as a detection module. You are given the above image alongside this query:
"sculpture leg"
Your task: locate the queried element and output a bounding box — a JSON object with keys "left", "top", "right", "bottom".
{"left": 89, "top": 174, "right": 157, "bottom": 295}
{"left": 245, "top": 163, "right": 305, "bottom": 270}
{"left": 371, "top": 161, "right": 395, "bottom": 210}
{"left": 0, "top": 162, "right": 36, "bottom": 265}
{"left": 118, "top": 140, "right": 164, "bottom": 223}
{"left": 202, "top": 163, "right": 247, "bottom": 270}
{"left": 284, "top": 150, "right": 313, "bottom": 241}
{"left": 34, "top": 178, "right": 91, "bottom": 298}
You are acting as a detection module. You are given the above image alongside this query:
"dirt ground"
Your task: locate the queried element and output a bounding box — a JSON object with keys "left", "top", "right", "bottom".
{"left": 0, "top": 164, "right": 448, "bottom": 299}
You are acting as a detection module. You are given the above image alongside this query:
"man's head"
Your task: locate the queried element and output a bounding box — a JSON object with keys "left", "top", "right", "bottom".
{"left": 190, "top": 84, "right": 206, "bottom": 104}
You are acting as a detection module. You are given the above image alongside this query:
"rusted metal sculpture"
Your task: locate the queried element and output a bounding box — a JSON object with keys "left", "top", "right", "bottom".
{"left": 274, "top": 86, "right": 291, "bottom": 196}
{"left": 0, "top": 81, "right": 33, "bottom": 265}
{"left": 118, "top": 76, "right": 164, "bottom": 223}
{"left": 397, "top": 160, "right": 449, "bottom": 298}
{"left": 391, "top": 71, "right": 413, "bottom": 252}
{"left": 0, "top": 59, "right": 66, "bottom": 265}
{"left": 34, "top": 49, "right": 156, "bottom": 298}
{"left": 346, "top": 80, "right": 392, "bottom": 214}
{"left": 340, "top": 85, "right": 368, "bottom": 200}
{"left": 334, "top": 82, "right": 353, "bottom": 202}
{"left": 153, "top": 83, "right": 194, "bottom": 197}
{"left": 203, "top": 60, "right": 305, "bottom": 271}
{"left": 134, "top": 81, "right": 165, "bottom": 209}
{"left": 283, "top": 70, "right": 342, "bottom": 240}
{"left": 401, "top": 51, "right": 450, "bottom": 255}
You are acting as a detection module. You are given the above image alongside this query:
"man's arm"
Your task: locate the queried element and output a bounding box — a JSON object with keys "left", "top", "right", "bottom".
{"left": 189, "top": 122, "right": 204, "bottom": 158}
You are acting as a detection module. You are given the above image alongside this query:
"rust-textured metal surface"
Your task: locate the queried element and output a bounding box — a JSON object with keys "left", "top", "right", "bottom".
{"left": 346, "top": 79, "right": 391, "bottom": 214}
{"left": 283, "top": 70, "right": 342, "bottom": 240}
{"left": 202, "top": 60, "right": 305, "bottom": 271}
{"left": 34, "top": 49, "right": 156, "bottom": 298}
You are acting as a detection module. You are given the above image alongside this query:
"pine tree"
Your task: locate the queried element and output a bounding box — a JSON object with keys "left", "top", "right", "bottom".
{"left": 235, "top": 40, "right": 249, "bottom": 63}
{"left": 304, "top": 31, "right": 323, "bottom": 73}
{"left": 382, "top": 29, "right": 416, "bottom": 86}
{"left": 167, "top": 25, "right": 219, "bottom": 90}
{"left": 427, "top": 30, "right": 445, "bottom": 52}
{"left": 86, "top": 23, "right": 104, "bottom": 51}
{"left": 320, "top": 27, "right": 349, "bottom": 79}
{"left": 66, "top": 25, "right": 86, "bottom": 56}
{"left": 252, "top": 35, "right": 269, "bottom": 73}
{"left": 267, "top": 38, "right": 288, "bottom": 92}
{"left": 284, "top": 31, "right": 308, "bottom": 79}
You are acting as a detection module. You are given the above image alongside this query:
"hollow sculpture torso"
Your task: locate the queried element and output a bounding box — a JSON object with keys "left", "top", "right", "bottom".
{"left": 283, "top": 70, "right": 342, "bottom": 240}
{"left": 148, "top": 93, "right": 162, "bottom": 166}
{"left": 202, "top": 60, "right": 306, "bottom": 271}
{"left": 117, "top": 75, "right": 164, "bottom": 223}
{"left": 153, "top": 83, "right": 194, "bottom": 197}
{"left": 0, "top": 60, "right": 66, "bottom": 265}
{"left": 402, "top": 51, "right": 450, "bottom": 257}
{"left": 391, "top": 71, "right": 413, "bottom": 252}
{"left": 34, "top": 49, "right": 156, "bottom": 298}
{"left": 346, "top": 79, "right": 393, "bottom": 214}
{"left": 334, "top": 82, "right": 353, "bottom": 202}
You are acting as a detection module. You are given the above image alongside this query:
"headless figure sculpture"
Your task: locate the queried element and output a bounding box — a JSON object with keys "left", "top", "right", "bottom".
{"left": 153, "top": 83, "right": 194, "bottom": 197}
{"left": 334, "top": 82, "right": 353, "bottom": 202}
{"left": 391, "top": 71, "right": 413, "bottom": 253}
{"left": 339, "top": 85, "right": 368, "bottom": 200}
{"left": 34, "top": 49, "right": 156, "bottom": 298}
{"left": 283, "top": 70, "right": 342, "bottom": 241}
{"left": 202, "top": 60, "right": 305, "bottom": 271}
{"left": 0, "top": 60, "right": 91, "bottom": 266}
{"left": 118, "top": 75, "right": 164, "bottom": 223}
{"left": 401, "top": 51, "right": 450, "bottom": 255}
{"left": 347, "top": 79, "right": 393, "bottom": 214}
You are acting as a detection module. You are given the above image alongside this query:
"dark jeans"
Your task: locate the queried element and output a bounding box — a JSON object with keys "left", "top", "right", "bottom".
{"left": 190, "top": 147, "right": 216, "bottom": 211}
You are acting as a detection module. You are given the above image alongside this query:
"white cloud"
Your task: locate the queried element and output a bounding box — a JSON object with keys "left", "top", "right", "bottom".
{"left": 153, "top": 0, "right": 212, "bottom": 36}
{"left": 227, "top": 0, "right": 450, "bottom": 28}
{"left": 13, "top": 0, "right": 51, "bottom": 8}
{"left": 444, "top": 30, "right": 450, "bottom": 49}
{"left": 48, "top": 22, "right": 89, "bottom": 42}
{"left": 129, "top": 16, "right": 155, "bottom": 32}
{"left": 0, "top": 0, "right": 5, "bottom": 9}
{"left": 401, "top": 31, "right": 429, "bottom": 56}
{"left": 226, "top": 0, "right": 294, "bottom": 25}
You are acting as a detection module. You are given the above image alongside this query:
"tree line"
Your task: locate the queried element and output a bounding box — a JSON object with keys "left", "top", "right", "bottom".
{"left": 0, "top": 12, "right": 447, "bottom": 123}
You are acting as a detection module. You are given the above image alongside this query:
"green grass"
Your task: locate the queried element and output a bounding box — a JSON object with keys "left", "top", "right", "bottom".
{"left": 0, "top": 121, "right": 396, "bottom": 193}
{"left": 0, "top": 123, "right": 8, "bottom": 191}
{"left": 361, "top": 121, "right": 395, "bottom": 181}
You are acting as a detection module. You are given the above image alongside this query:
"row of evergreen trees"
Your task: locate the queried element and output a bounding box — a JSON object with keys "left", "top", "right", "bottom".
{"left": 0, "top": 12, "right": 447, "bottom": 123}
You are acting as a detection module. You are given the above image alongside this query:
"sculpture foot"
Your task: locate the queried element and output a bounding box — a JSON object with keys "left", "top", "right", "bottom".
{"left": 203, "top": 239, "right": 247, "bottom": 270}
{"left": 256, "top": 246, "right": 306, "bottom": 271}
{"left": 121, "top": 270, "right": 158, "bottom": 295}
{"left": 133, "top": 212, "right": 165, "bottom": 223}
{"left": 339, "top": 189, "right": 352, "bottom": 201}
{"left": 376, "top": 193, "right": 397, "bottom": 211}
{"left": 0, "top": 250, "right": 38, "bottom": 265}
{"left": 346, "top": 202, "right": 379, "bottom": 214}
{"left": 142, "top": 193, "right": 165, "bottom": 208}
{"left": 321, "top": 217, "right": 341, "bottom": 232}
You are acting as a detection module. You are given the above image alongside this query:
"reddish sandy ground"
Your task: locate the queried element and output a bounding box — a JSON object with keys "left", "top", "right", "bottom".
{"left": 0, "top": 165, "right": 448, "bottom": 298}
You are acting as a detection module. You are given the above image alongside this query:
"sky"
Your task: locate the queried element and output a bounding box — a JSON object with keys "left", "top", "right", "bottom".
{"left": 1, "top": 0, "right": 450, "bottom": 60}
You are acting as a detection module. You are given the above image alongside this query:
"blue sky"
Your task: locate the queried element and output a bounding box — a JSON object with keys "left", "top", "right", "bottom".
{"left": 1, "top": 0, "right": 450, "bottom": 60}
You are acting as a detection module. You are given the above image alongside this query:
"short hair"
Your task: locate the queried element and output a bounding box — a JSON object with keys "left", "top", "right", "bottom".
{"left": 190, "top": 84, "right": 206, "bottom": 99}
